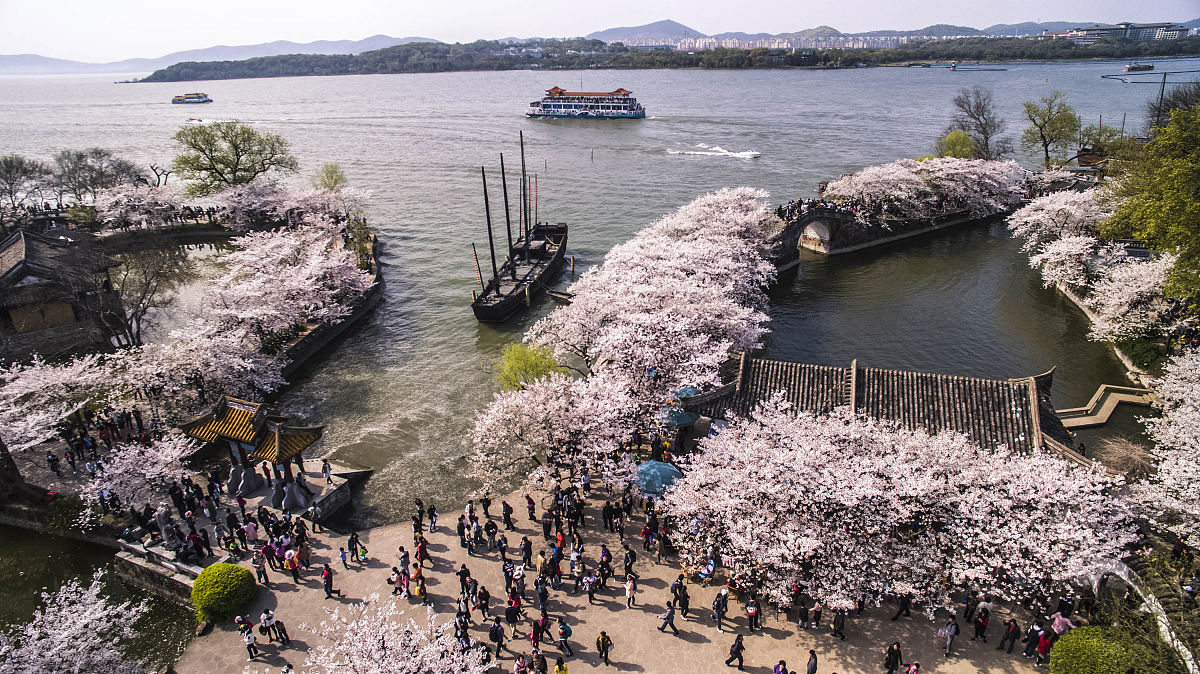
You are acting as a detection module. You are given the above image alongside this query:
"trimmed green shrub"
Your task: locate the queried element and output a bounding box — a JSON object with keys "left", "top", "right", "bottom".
{"left": 190, "top": 563, "right": 256, "bottom": 622}
{"left": 1050, "top": 626, "right": 1136, "bottom": 674}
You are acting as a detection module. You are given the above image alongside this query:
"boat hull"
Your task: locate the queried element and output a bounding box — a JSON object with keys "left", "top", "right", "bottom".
{"left": 471, "top": 225, "right": 568, "bottom": 322}
{"left": 526, "top": 111, "right": 645, "bottom": 119}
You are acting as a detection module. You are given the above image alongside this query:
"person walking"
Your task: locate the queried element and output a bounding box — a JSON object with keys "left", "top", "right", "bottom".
{"left": 624, "top": 574, "right": 637, "bottom": 608}
{"left": 746, "top": 597, "right": 761, "bottom": 632}
{"left": 997, "top": 618, "right": 1021, "bottom": 654}
{"left": 724, "top": 634, "right": 745, "bottom": 670}
{"left": 596, "top": 631, "right": 613, "bottom": 667}
{"left": 260, "top": 609, "right": 278, "bottom": 643}
{"left": 971, "top": 606, "right": 990, "bottom": 642}
{"left": 322, "top": 563, "right": 342, "bottom": 599}
{"left": 774, "top": 661, "right": 789, "bottom": 674}
{"left": 489, "top": 618, "right": 506, "bottom": 659}
{"left": 243, "top": 628, "right": 259, "bottom": 661}
{"left": 557, "top": 618, "right": 574, "bottom": 656}
{"left": 891, "top": 592, "right": 913, "bottom": 620}
{"left": 806, "top": 650, "right": 817, "bottom": 674}
{"left": 941, "top": 617, "right": 960, "bottom": 656}
{"left": 832, "top": 609, "right": 846, "bottom": 640}
{"left": 885, "top": 642, "right": 903, "bottom": 674}
{"left": 1035, "top": 630, "right": 1053, "bottom": 666}
{"left": 503, "top": 500, "right": 516, "bottom": 530}
{"left": 713, "top": 589, "right": 729, "bottom": 632}
{"left": 428, "top": 504, "right": 438, "bottom": 532}
{"left": 659, "top": 602, "right": 680, "bottom": 636}
{"left": 553, "top": 657, "right": 568, "bottom": 674}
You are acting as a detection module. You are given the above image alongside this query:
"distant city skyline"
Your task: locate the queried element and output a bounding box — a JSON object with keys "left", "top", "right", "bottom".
{"left": 0, "top": 0, "right": 1196, "bottom": 62}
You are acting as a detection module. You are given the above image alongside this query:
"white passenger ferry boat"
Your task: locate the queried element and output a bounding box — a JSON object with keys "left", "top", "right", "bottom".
{"left": 527, "top": 87, "right": 646, "bottom": 119}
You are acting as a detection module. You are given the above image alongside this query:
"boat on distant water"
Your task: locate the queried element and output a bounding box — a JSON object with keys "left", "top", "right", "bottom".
{"left": 527, "top": 87, "right": 646, "bottom": 119}
{"left": 470, "top": 132, "right": 568, "bottom": 323}
{"left": 172, "top": 93, "right": 212, "bottom": 104}
{"left": 1123, "top": 63, "right": 1154, "bottom": 72}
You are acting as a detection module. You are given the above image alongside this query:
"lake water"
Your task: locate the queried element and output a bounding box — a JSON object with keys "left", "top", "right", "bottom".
{"left": 2, "top": 59, "right": 1188, "bottom": 535}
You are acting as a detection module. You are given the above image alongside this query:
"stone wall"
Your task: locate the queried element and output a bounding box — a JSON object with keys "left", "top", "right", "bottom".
{"left": 113, "top": 551, "right": 195, "bottom": 606}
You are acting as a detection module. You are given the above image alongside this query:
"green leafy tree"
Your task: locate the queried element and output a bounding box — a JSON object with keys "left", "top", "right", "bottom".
{"left": 933, "top": 129, "right": 979, "bottom": 158}
{"left": 311, "top": 162, "right": 347, "bottom": 191}
{"left": 172, "top": 121, "right": 298, "bottom": 197}
{"left": 1021, "top": 91, "right": 1082, "bottom": 166}
{"left": 1102, "top": 107, "right": 1200, "bottom": 297}
{"left": 495, "top": 343, "right": 566, "bottom": 391}
{"left": 1146, "top": 80, "right": 1200, "bottom": 130}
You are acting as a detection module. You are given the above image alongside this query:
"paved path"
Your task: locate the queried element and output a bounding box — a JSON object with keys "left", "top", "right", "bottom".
{"left": 175, "top": 484, "right": 1041, "bottom": 674}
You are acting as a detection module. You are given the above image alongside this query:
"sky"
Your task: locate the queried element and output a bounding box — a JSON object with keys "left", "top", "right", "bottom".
{"left": 1, "top": 0, "right": 1197, "bottom": 62}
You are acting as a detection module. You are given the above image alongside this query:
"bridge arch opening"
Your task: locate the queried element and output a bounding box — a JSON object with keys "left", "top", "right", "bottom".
{"left": 800, "top": 221, "right": 830, "bottom": 253}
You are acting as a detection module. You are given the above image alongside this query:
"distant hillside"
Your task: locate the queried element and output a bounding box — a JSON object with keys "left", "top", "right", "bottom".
{"left": 711, "top": 32, "right": 774, "bottom": 41}
{"left": 779, "top": 26, "right": 844, "bottom": 40}
{"left": 981, "top": 21, "right": 1091, "bottom": 36}
{"left": 852, "top": 24, "right": 982, "bottom": 38}
{"left": 0, "top": 34, "right": 439, "bottom": 75}
{"left": 586, "top": 20, "right": 706, "bottom": 42}
{"left": 1184, "top": 18, "right": 1200, "bottom": 29}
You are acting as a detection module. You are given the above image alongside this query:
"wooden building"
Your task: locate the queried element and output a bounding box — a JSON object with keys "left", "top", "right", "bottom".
{"left": 182, "top": 396, "right": 323, "bottom": 511}
{"left": 682, "top": 352, "right": 1075, "bottom": 453}
{"left": 0, "top": 229, "right": 120, "bottom": 361}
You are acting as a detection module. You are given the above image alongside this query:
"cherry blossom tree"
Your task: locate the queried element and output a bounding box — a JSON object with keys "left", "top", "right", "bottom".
{"left": 1134, "top": 351, "right": 1200, "bottom": 544}
{"left": 0, "top": 355, "right": 106, "bottom": 452}
{"left": 1085, "top": 251, "right": 1176, "bottom": 342}
{"left": 1007, "top": 188, "right": 1111, "bottom": 254}
{"left": 79, "top": 433, "right": 197, "bottom": 514}
{"left": 0, "top": 570, "right": 148, "bottom": 674}
{"left": 1028, "top": 235, "right": 1097, "bottom": 289}
{"left": 483, "top": 188, "right": 777, "bottom": 486}
{"left": 659, "top": 398, "right": 1135, "bottom": 613}
{"left": 93, "top": 182, "right": 185, "bottom": 230}
{"left": 472, "top": 372, "right": 639, "bottom": 489}
{"left": 301, "top": 594, "right": 487, "bottom": 674}
{"left": 206, "top": 222, "right": 375, "bottom": 343}
{"left": 823, "top": 158, "right": 1025, "bottom": 222}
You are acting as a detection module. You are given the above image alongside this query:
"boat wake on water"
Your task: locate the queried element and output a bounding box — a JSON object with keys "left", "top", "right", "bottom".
{"left": 668, "top": 143, "right": 761, "bottom": 159}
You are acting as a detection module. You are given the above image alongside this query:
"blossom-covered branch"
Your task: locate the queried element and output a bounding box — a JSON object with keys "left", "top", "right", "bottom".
{"left": 0, "top": 571, "right": 148, "bottom": 674}
{"left": 301, "top": 593, "right": 487, "bottom": 674}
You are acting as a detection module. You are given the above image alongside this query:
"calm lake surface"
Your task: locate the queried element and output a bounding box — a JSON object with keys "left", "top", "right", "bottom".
{"left": 2, "top": 59, "right": 1187, "bottom": 534}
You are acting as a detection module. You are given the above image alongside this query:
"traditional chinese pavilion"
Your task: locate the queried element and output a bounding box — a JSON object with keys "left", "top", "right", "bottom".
{"left": 182, "top": 396, "right": 323, "bottom": 511}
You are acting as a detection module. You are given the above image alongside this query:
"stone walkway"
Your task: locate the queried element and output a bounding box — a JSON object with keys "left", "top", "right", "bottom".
{"left": 175, "top": 484, "right": 1041, "bottom": 673}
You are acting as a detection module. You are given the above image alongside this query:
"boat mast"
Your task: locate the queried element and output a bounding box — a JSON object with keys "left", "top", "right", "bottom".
{"left": 470, "top": 243, "right": 485, "bottom": 291}
{"left": 481, "top": 167, "right": 500, "bottom": 287}
{"left": 500, "top": 153, "right": 516, "bottom": 280}
{"left": 519, "top": 131, "right": 529, "bottom": 255}
{"left": 534, "top": 174, "right": 538, "bottom": 226}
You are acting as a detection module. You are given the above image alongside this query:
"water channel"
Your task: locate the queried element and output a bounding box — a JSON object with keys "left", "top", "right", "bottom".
{"left": 1, "top": 57, "right": 1192, "bottom": 648}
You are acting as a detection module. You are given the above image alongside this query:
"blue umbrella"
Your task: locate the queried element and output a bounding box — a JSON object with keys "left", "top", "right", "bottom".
{"left": 672, "top": 386, "right": 701, "bottom": 399}
{"left": 655, "top": 406, "right": 699, "bottom": 428}
{"left": 637, "top": 460, "right": 683, "bottom": 496}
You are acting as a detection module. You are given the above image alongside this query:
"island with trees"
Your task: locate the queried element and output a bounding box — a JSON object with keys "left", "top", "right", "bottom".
{"left": 138, "top": 35, "right": 1200, "bottom": 82}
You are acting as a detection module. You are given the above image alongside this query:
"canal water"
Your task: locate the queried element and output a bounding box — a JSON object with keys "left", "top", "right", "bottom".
{"left": 0, "top": 58, "right": 1188, "bottom": 645}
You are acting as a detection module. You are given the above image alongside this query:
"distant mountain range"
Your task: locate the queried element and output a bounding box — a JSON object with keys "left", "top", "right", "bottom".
{"left": 6, "top": 17, "right": 1197, "bottom": 76}
{"left": 0, "top": 35, "right": 438, "bottom": 75}
{"left": 584, "top": 18, "right": 1199, "bottom": 42}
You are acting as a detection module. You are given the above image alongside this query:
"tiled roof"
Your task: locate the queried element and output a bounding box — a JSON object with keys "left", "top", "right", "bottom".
{"left": 181, "top": 396, "right": 269, "bottom": 444}
{"left": 182, "top": 396, "right": 324, "bottom": 463}
{"left": 683, "top": 353, "right": 1066, "bottom": 452}
{"left": 248, "top": 423, "right": 323, "bottom": 463}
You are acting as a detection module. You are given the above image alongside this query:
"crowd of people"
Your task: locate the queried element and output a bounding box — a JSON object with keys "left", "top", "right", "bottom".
{"left": 107, "top": 460, "right": 1116, "bottom": 672}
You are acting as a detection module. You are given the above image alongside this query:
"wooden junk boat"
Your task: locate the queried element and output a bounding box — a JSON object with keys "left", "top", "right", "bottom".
{"left": 470, "top": 132, "right": 568, "bottom": 322}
